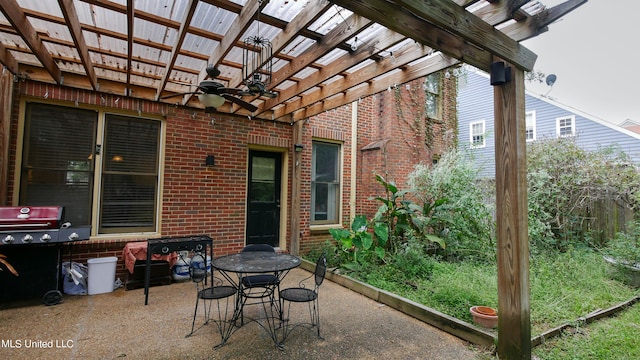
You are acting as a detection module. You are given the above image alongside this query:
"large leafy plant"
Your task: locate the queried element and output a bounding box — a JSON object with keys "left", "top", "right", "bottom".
{"left": 372, "top": 174, "right": 446, "bottom": 254}
{"left": 329, "top": 215, "right": 388, "bottom": 273}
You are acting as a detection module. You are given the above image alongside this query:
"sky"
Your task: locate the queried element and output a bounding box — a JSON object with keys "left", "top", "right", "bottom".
{"left": 521, "top": 0, "right": 639, "bottom": 125}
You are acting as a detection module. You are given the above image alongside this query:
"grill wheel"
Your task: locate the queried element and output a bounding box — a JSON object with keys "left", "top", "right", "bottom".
{"left": 43, "top": 290, "right": 63, "bottom": 306}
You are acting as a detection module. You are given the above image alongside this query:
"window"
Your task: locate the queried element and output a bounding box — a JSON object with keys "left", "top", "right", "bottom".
{"left": 99, "top": 115, "right": 160, "bottom": 233}
{"left": 557, "top": 115, "right": 575, "bottom": 137}
{"left": 20, "top": 103, "right": 161, "bottom": 235}
{"left": 424, "top": 72, "right": 441, "bottom": 119}
{"left": 526, "top": 111, "right": 536, "bottom": 141}
{"left": 470, "top": 120, "right": 486, "bottom": 148}
{"left": 311, "top": 141, "right": 341, "bottom": 224}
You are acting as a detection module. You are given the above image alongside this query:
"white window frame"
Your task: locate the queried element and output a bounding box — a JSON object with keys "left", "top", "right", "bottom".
{"left": 424, "top": 72, "right": 441, "bottom": 119}
{"left": 526, "top": 110, "right": 536, "bottom": 142}
{"left": 556, "top": 115, "right": 575, "bottom": 137}
{"left": 470, "top": 120, "right": 486, "bottom": 148}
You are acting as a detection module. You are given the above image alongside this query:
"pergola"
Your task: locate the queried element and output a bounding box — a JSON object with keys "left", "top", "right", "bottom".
{"left": 0, "top": 0, "right": 586, "bottom": 358}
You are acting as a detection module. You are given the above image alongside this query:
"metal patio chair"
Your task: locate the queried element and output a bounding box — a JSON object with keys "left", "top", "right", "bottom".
{"left": 185, "top": 252, "right": 237, "bottom": 348}
{"left": 278, "top": 252, "right": 327, "bottom": 343}
{"left": 238, "top": 244, "right": 281, "bottom": 324}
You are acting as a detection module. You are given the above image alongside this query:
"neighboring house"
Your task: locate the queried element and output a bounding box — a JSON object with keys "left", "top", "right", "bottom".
{"left": 1, "top": 70, "right": 456, "bottom": 289}
{"left": 620, "top": 119, "right": 640, "bottom": 134}
{"left": 458, "top": 70, "right": 640, "bottom": 178}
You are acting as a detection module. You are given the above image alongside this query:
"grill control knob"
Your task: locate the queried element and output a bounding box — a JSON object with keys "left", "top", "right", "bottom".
{"left": 22, "top": 234, "right": 33, "bottom": 244}
{"left": 68, "top": 232, "right": 79, "bottom": 241}
{"left": 40, "top": 233, "right": 52, "bottom": 242}
{"left": 2, "top": 235, "right": 14, "bottom": 244}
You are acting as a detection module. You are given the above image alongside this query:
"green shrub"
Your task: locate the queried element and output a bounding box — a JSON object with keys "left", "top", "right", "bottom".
{"left": 527, "top": 137, "right": 640, "bottom": 252}
{"left": 408, "top": 149, "right": 495, "bottom": 262}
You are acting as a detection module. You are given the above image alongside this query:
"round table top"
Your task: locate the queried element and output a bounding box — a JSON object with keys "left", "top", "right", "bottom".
{"left": 212, "top": 251, "right": 301, "bottom": 273}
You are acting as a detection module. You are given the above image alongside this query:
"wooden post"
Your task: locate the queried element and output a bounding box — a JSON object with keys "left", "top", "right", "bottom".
{"left": 289, "top": 119, "right": 304, "bottom": 255}
{"left": 493, "top": 63, "right": 531, "bottom": 359}
{"left": 0, "top": 68, "right": 13, "bottom": 205}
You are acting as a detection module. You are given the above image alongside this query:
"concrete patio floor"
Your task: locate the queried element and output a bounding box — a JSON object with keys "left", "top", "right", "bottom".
{"left": 0, "top": 267, "right": 482, "bottom": 359}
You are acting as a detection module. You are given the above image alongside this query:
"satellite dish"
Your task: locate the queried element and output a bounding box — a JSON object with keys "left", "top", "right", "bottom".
{"left": 545, "top": 74, "right": 557, "bottom": 87}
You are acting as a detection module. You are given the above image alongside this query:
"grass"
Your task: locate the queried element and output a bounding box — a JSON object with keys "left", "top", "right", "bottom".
{"left": 532, "top": 305, "right": 640, "bottom": 359}
{"left": 336, "top": 247, "right": 639, "bottom": 347}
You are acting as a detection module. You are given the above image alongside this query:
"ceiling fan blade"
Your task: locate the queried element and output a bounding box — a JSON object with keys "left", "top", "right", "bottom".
{"left": 159, "top": 91, "right": 199, "bottom": 100}
{"left": 261, "top": 91, "right": 278, "bottom": 99}
{"left": 223, "top": 94, "right": 258, "bottom": 112}
{"left": 217, "top": 87, "right": 244, "bottom": 95}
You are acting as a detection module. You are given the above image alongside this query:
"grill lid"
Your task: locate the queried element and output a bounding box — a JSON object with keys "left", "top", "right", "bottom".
{"left": 0, "top": 206, "right": 65, "bottom": 230}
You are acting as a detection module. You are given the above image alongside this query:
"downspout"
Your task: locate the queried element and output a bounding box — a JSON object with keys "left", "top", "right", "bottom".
{"left": 350, "top": 101, "right": 358, "bottom": 221}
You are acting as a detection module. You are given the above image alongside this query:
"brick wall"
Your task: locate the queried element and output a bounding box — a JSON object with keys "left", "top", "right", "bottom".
{"left": 5, "top": 71, "right": 457, "bottom": 280}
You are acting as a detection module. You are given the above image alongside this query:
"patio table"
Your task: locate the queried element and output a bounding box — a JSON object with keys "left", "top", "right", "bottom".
{"left": 211, "top": 251, "right": 301, "bottom": 348}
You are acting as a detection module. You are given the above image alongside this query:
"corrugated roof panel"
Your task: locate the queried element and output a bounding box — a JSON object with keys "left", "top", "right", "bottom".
{"left": 97, "top": 36, "right": 128, "bottom": 58}
{"left": 131, "top": 73, "right": 158, "bottom": 88}
{"left": 95, "top": 67, "right": 127, "bottom": 83}
{"left": 135, "top": 18, "right": 173, "bottom": 45}
{"left": 73, "top": 1, "right": 97, "bottom": 27}
{"left": 263, "top": 0, "right": 307, "bottom": 22}
{"left": 0, "top": 32, "right": 27, "bottom": 49}
{"left": 44, "top": 42, "right": 79, "bottom": 60}
{"left": 293, "top": 66, "right": 317, "bottom": 80}
{"left": 17, "top": 0, "right": 63, "bottom": 18}
{"left": 81, "top": 30, "right": 100, "bottom": 49}
{"left": 133, "top": 43, "right": 168, "bottom": 65}
{"left": 92, "top": 5, "right": 127, "bottom": 34}
{"left": 57, "top": 60, "right": 85, "bottom": 75}
{"left": 180, "top": 33, "right": 218, "bottom": 63}
{"left": 134, "top": 61, "right": 164, "bottom": 79}
{"left": 9, "top": 51, "right": 39, "bottom": 65}
{"left": 279, "top": 35, "right": 315, "bottom": 58}
{"left": 29, "top": 18, "right": 72, "bottom": 42}
{"left": 309, "top": 6, "right": 349, "bottom": 34}
{"left": 314, "top": 48, "right": 347, "bottom": 66}
{"left": 136, "top": 0, "right": 190, "bottom": 21}
{"left": 191, "top": 2, "right": 237, "bottom": 35}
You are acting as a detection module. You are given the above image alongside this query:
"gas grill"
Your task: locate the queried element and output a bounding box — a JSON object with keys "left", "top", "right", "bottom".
{"left": 0, "top": 206, "right": 90, "bottom": 306}
{"left": 0, "top": 206, "right": 90, "bottom": 245}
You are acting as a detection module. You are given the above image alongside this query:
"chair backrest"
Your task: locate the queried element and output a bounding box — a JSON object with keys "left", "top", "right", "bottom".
{"left": 189, "top": 253, "right": 207, "bottom": 284}
{"left": 241, "top": 244, "right": 275, "bottom": 253}
{"left": 314, "top": 253, "right": 327, "bottom": 287}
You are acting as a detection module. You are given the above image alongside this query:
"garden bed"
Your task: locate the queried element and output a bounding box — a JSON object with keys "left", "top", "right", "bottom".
{"left": 302, "top": 249, "right": 640, "bottom": 350}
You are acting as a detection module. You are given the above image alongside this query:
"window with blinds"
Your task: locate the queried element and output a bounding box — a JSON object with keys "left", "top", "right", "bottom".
{"left": 21, "top": 103, "right": 97, "bottom": 226}
{"left": 20, "top": 103, "right": 161, "bottom": 235}
{"left": 100, "top": 115, "right": 160, "bottom": 233}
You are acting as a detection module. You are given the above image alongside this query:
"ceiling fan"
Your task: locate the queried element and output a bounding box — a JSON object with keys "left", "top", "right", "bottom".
{"left": 239, "top": 73, "right": 278, "bottom": 99}
{"left": 160, "top": 66, "right": 258, "bottom": 112}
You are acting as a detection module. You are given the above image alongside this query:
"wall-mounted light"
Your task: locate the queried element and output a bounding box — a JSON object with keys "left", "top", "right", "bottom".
{"left": 294, "top": 144, "right": 304, "bottom": 152}
{"left": 490, "top": 61, "right": 512, "bottom": 86}
{"left": 205, "top": 155, "right": 215, "bottom": 167}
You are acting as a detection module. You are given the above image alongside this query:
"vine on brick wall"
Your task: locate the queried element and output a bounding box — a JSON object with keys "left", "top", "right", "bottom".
{"left": 392, "top": 68, "right": 461, "bottom": 153}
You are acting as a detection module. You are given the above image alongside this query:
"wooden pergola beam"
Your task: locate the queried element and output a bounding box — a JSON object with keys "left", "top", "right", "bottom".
{"left": 0, "top": 43, "right": 19, "bottom": 75}
{"left": 392, "top": 0, "right": 536, "bottom": 70}
{"left": 225, "top": 0, "right": 333, "bottom": 89}
{"left": 58, "top": 0, "right": 98, "bottom": 90}
{"left": 292, "top": 53, "right": 459, "bottom": 121}
{"left": 155, "top": 0, "right": 198, "bottom": 99}
{"left": 256, "top": 22, "right": 395, "bottom": 115}
{"left": 0, "top": 0, "right": 62, "bottom": 84}
{"left": 125, "top": 0, "right": 134, "bottom": 93}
